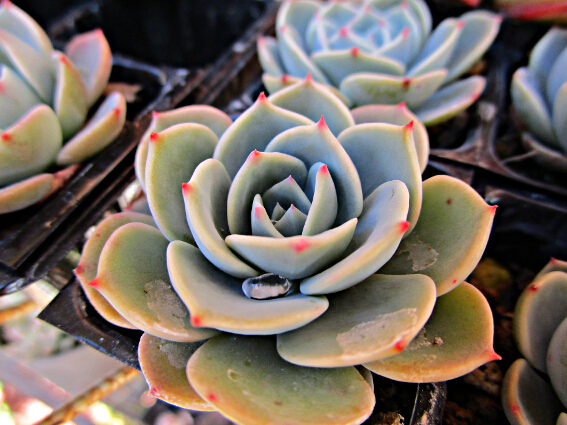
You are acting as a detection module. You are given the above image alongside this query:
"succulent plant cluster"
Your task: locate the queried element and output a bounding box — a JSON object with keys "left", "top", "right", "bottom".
{"left": 0, "top": 1, "right": 126, "bottom": 214}
{"left": 257, "top": 0, "right": 501, "bottom": 126}
{"left": 75, "top": 79, "right": 498, "bottom": 424}
{"left": 511, "top": 27, "right": 567, "bottom": 172}
{"left": 502, "top": 258, "right": 567, "bottom": 425}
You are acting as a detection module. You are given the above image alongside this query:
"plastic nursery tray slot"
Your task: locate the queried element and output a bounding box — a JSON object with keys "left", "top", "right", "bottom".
{"left": 429, "top": 19, "right": 567, "bottom": 198}
{"left": 0, "top": 0, "right": 278, "bottom": 295}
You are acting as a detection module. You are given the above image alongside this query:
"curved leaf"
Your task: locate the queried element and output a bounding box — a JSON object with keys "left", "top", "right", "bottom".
{"left": 0, "top": 173, "right": 52, "bottom": 214}
{"left": 548, "top": 316, "right": 567, "bottom": 408}
{"left": 303, "top": 163, "right": 337, "bottom": 236}
{"left": 0, "top": 64, "right": 41, "bottom": 129}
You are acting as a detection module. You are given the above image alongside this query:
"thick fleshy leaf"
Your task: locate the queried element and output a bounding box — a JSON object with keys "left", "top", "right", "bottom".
{"left": 0, "top": 27, "right": 53, "bottom": 101}
{"left": 303, "top": 164, "right": 337, "bottom": 236}
{"left": 268, "top": 76, "right": 355, "bottom": 136}
{"left": 0, "top": 173, "right": 52, "bottom": 214}
{"left": 187, "top": 334, "right": 375, "bottom": 425}
{"left": 552, "top": 81, "right": 567, "bottom": 152}
{"left": 65, "top": 29, "right": 112, "bottom": 107}
{"left": 547, "top": 47, "right": 567, "bottom": 109}
{"left": 0, "top": 1, "right": 53, "bottom": 58}
{"left": 300, "top": 180, "right": 409, "bottom": 295}
{"left": 339, "top": 122, "right": 421, "bottom": 233}
{"left": 312, "top": 49, "right": 405, "bottom": 86}
{"left": 513, "top": 271, "right": 567, "bottom": 373}
{"left": 373, "top": 28, "right": 414, "bottom": 66}
{"left": 274, "top": 205, "right": 307, "bottom": 237}
{"left": 262, "top": 73, "right": 352, "bottom": 106}
{"left": 0, "top": 65, "right": 41, "bottom": 129}
{"left": 339, "top": 69, "right": 447, "bottom": 108}
{"left": 74, "top": 212, "right": 157, "bottom": 329}
{"left": 262, "top": 175, "right": 311, "bottom": 215}
{"left": 91, "top": 222, "right": 218, "bottom": 342}
{"left": 380, "top": 175, "right": 495, "bottom": 296}
{"left": 226, "top": 219, "right": 357, "bottom": 280}
{"left": 276, "top": 0, "right": 320, "bottom": 41}
{"left": 226, "top": 150, "right": 307, "bottom": 236}
{"left": 502, "top": 358, "right": 564, "bottom": 425}
{"left": 52, "top": 51, "right": 88, "bottom": 139}
{"left": 548, "top": 316, "right": 567, "bottom": 408}
{"left": 265, "top": 120, "right": 363, "bottom": 225}
{"left": 528, "top": 27, "right": 567, "bottom": 94}
{"left": 0, "top": 104, "right": 62, "bottom": 186}
{"left": 511, "top": 67, "right": 557, "bottom": 147}
{"left": 407, "top": 18, "right": 461, "bottom": 77}
{"left": 351, "top": 103, "right": 429, "bottom": 173}
{"left": 277, "top": 24, "right": 330, "bottom": 84}
{"left": 272, "top": 203, "right": 286, "bottom": 221}
{"left": 251, "top": 195, "right": 283, "bottom": 238}
{"left": 408, "top": 0, "right": 432, "bottom": 41}
{"left": 365, "top": 282, "right": 499, "bottom": 382}
{"left": 145, "top": 123, "right": 217, "bottom": 243}
{"left": 535, "top": 258, "right": 567, "bottom": 280}
{"left": 444, "top": 11, "right": 501, "bottom": 83}
{"left": 279, "top": 274, "right": 436, "bottom": 367}
{"left": 56, "top": 91, "right": 126, "bottom": 165}
{"left": 213, "top": 93, "right": 313, "bottom": 179}
{"left": 135, "top": 106, "right": 232, "bottom": 189}
{"left": 167, "top": 241, "right": 329, "bottom": 335}
{"left": 415, "top": 76, "right": 486, "bottom": 126}
{"left": 138, "top": 334, "right": 213, "bottom": 411}
{"left": 183, "top": 158, "right": 257, "bottom": 279}
{"left": 257, "top": 36, "right": 284, "bottom": 77}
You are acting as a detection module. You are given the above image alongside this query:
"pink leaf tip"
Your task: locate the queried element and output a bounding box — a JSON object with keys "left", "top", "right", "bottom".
{"left": 152, "top": 110, "right": 160, "bottom": 118}
{"left": 149, "top": 132, "right": 159, "bottom": 142}
{"left": 191, "top": 316, "right": 202, "bottom": 327}
{"left": 394, "top": 339, "right": 406, "bottom": 352}
{"left": 254, "top": 205, "right": 263, "bottom": 219}
{"left": 319, "top": 164, "right": 329, "bottom": 174}
{"left": 207, "top": 393, "right": 217, "bottom": 402}
{"left": 398, "top": 221, "right": 410, "bottom": 233}
{"left": 88, "top": 278, "right": 100, "bottom": 288}
{"left": 404, "top": 120, "right": 414, "bottom": 132}
{"left": 1, "top": 132, "right": 11, "bottom": 142}
{"left": 305, "top": 72, "right": 313, "bottom": 83}
{"left": 294, "top": 238, "right": 310, "bottom": 253}
{"left": 317, "top": 115, "right": 327, "bottom": 130}
{"left": 74, "top": 264, "right": 84, "bottom": 276}
{"left": 182, "top": 182, "right": 192, "bottom": 195}
{"left": 402, "top": 27, "right": 410, "bottom": 38}
{"left": 488, "top": 205, "right": 498, "bottom": 214}
{"left": 351, "top": 47, "right": 359, "bottom": 57}
{"left": 397, "top": 101, "right": 406, "bottom": 108}
{"left": 339, "top": 27, "right": 348, "bottom": 37}
{"left": 488, "top": 350, "right": 501, "bottom": 361}
{"left": 281, "top": 74, "right": 289, "bottom": 84}
{"left": 258, "top": 92, "right": 267, "bottom": 102}
{"left": 286, "top": 175, "right": 294, "bottom": 182}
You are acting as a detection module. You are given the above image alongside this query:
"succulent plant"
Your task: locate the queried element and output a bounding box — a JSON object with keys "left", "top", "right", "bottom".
{"left": 495, "top": 0, "right": 567, "bottom": 24}
{"left": 257, "top": 0, "right": 501, "bottom": 126}
{"left": 0, "top": 1, "right": 127, "bottom": 214}
{"left": 75, "top": 81, "right": 498, "bottom": 425}
{"left": 511, "top": 27, "right": 567, "bottom": 172}
{"left": 502, "top": 258, "right": 567, "bottom": 425}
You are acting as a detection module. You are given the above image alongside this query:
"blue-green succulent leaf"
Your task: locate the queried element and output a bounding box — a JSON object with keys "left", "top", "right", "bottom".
{"left": 262, "top": 175, "right": 311, "bottom": 215}
{"left": 303, "top": 163, "right": 337, "bottom": 236}
{"left": 251, "top": 195, "right": 283, "bottom": 238}
{"left": 528, "top": 27, "right": 567, "bottom": 94}
{"left": 274, "top": 205, "right": 308, "bottom": 237}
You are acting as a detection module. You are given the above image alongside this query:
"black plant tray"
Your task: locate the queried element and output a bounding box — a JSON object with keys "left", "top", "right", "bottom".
{"left": 0, "top": 0, "right": 278, "bottom": 295}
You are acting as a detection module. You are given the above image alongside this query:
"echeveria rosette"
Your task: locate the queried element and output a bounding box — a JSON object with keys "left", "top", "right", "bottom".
{"left": 502, "top": 259, "right": 567, "bottom": 425}
{"left": 76, "top": 83, "right": 498, "bottom": 425}
{"left": 258, "top": 0, "right": 501, "bottom": 126}
{"left": 511, "top": 27, "right": 567, "bottom": 173}
{"left": 0, "top": 1, "right": 127, "bottom": 214}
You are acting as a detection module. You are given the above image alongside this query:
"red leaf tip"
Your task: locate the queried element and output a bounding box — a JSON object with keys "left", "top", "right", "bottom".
{"left": 88, "top": 278, "right": 100, "bottom": 288}
{"left": 1, "top": 132, "right": 11, "bottom": 142}
{"left": 398, "top": 221, "right": 410, "bottom": 233}
{"left": 254, "top": 205, "right": 263, "bottom": 219}
{"left": 397, "top": 101, "right": 406, "bottom": 108}
{"left": 286, "top": 175, "right": 294, "bottom": 182}
{"left": 319, "top": 164, "right": 329, "bottom": 174}
{"left": 258, "top": 92, "right": 267, "bottom": 102}
{"left": 59, "top": 55, "right": 70, "bottom": 65}
{"left": 152, "top": 111, "right": 160, "bottom": 118}
{"left": 404, "top": 120, "right": 414, "bottom": 132}
{"left": 394, "top": 339, "right": 406, "bottom": 352}
{"left": 402, "top": 27, "right": 410, "bottom": 38}
{"left": 74, "top": 264, "right": 84, "bottom": 276}
{"left": 182, "top": 182, "right": 192, "bottom": 195}
{"left": 207, "top": 393, "right": 217, "bottom": 402}
{"left": 191, "top": 316, "right": 202, "bottom": 327}
{"left": 488, "top": 205, "right": 498, "bottom": 214}
{"left": 281, "top": 74, "right": 289, "bottom": 84}
{"left": 149, "top": 132, "right": 159, "bottom": 142}
{"left": 317, "top": 115, "right": 327, "bottom": 130}
{"left": 113, "top": 107, "right": 121, "bottom": 116}
{"left": 488, "top": 350, "right": 501, "bottom": 361}
{"left": 351, "top": 47, "right": 359, "bottom": 57}
{"left": 402, "top": 78, "right": 411, "bottom": 89}
{"left": 305, "top": 72, "right": 313, "bottom": 83}
{"left": 528, "top": 284, "right": 539, "bottom": 292}
{"left": 149, "top": 387, "right": 161, "bottom": 397}
{"left": 339, "top": 27, "right": 348, "bottom": 37}
{"left": 294, "top": 238, "right": 310, "bottom": 253}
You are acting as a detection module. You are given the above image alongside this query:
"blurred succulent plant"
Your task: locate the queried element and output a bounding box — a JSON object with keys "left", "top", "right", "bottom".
{"left": 257, "top": 0, "right": 501, "bottom": 126}
{"left": 0, "top": 1, "right": 126, "bottom": 214}
{"left": 75, "top": 81, "right": 498, "bottom": 425}
{"left": 502, "top": 258, "right": 567, "bottom": 425}
{"left": 511, "top": 27, "right": 567, "bottom": 172}
{"left": 495, "top": 0, "right": 567, "bottom": 24}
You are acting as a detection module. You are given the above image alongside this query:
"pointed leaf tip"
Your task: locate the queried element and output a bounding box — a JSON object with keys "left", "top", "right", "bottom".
{"left": 351, "top": 47, "right": 360, "bottom": 57}
{"left": 258, "top": 92, "right": 267, "bottom": 102}
{"left": 191, "top": 316, "right": 202, "bottom": 327}
{"left": 488, "top": 204, "right": 497, "bottom": 214}
{"left": 317, "top": 115, "right": 327, "bottom": 129}
{"left": 319, "top": 164, "right": 329, "bottom": 174}
{"left": 152, "top": 111, "right": 159, "bottom": 118}
{"left": 88, "top": 278, "right": 100, "bottom": 288}
{"left": 305, "top": 72, "right": 313, "bottom": 82}
{"left": 74, "top": 264, "right": 84, "bottom": 275}
{"left": 182, "top": 182, "right": 192, "bottom": 195}
{"left": 395, "top": 339, "right": 407, "bottom": 352}
{"left": 402, "top": 27, "right": 410, "bottom": 37}
{"left": 398, "top": 101, "right": 407, "bottom": 108}
{"left": 149, "top": 132, "right": 159, "bottom": 142}
{"left": 404, "top": 120, "right": 414, "bottom": 132}
{"left": 399, "top": 220, "right": 410, "bottom": 233}
{"left": 489, "top": 351, "right": 502, "bottom": 361}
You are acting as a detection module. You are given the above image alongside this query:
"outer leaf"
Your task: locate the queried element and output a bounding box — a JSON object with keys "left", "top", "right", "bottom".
{"left": 226, "top": 219, "right": 357, "bottom": 280}
{"left": 414, "top": 76, "right": 486, "bottom": 126}
{"left": 265, "top": 120, "right": 363, "bottom": 225}
{"left": 279, "top": 274, "right": 436, "bottom": 367}
{"left": 145, "top": 123, "right": 217, "bottom": 243}
{"left": 0, "top": 173, "right": 52, "bottom": 214}
{"left": 167, "top": 240, "right": 329, "bottom": 335}
{"left": 257, "top": 36, "right": 284, "bottom": 77}
{"left": 187, "top": 334, "right": 375, "bottom": 425}
{"left": 183, "top": 158, "right": 258, "bottom": 279}
{"left": 56, "top": 91, "right": 126, "bottom": 165}
{"left": 268, "top": 76, "right": 355, "bottom": 136}
{"left": 502, "top": 358, "right": 564, "bottom": 425}
{"left": 0, "top": 64, "right": 41, "bottom": 129}
{"left": 300, "top": 180, "right": 409, "bottom": 295}
{"left": 0, "top": 104, "right": 62, "bottom": 186}
{"left": 138, "top": 333, "right": 213, "bottom": 411}
{"left": 91, "top": 222, "right": 217, "bottom": 342}
{"left": 365, "top": 282, "right": 499, "bottom": 382}
{"left": 74, "top": 211, "right": 157, "bottom": 329}
{"left": 65, "top": 28, "right": 112, "bottom": 107}
{"left": 351, "top": 103, "right": 429, "bottom": 173}
{"left": 380, "top": 175, "right": 495, "bottom": 295}
{"left": 528, "top": 27, "right": 567, "bottom": 93}
{"left": 213, "top": 93, "right": 312, "bottom": 179}
{"left": 548, "top": 316, "right": 567, "bottom": 408}
{"left": 513, "top": 271, "right": 567, "bottom": 373}
{"left": 135, "top": 106, "right": 232, "bottom": 190}
{"left": 339, "top": 69, "right": 447, "bottom": 108}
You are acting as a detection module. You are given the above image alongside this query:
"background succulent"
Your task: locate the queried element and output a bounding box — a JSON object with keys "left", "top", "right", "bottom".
{"left": 502, "top": 258, "right": 567, "bottom": 425}
{"left": 511, "top": 27, "right": 567, "bottom": 172}
{"left": 257, "top": 0, "right": 501, "bottom": 126}
{"left": 76, "top": 81, "right": 497, "bottom": 425}
{"left": 495, "top": 0, "right": 567, "bottom": 24}
{"left": 0, "top": 1, "right": 126, "bottom": 214}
